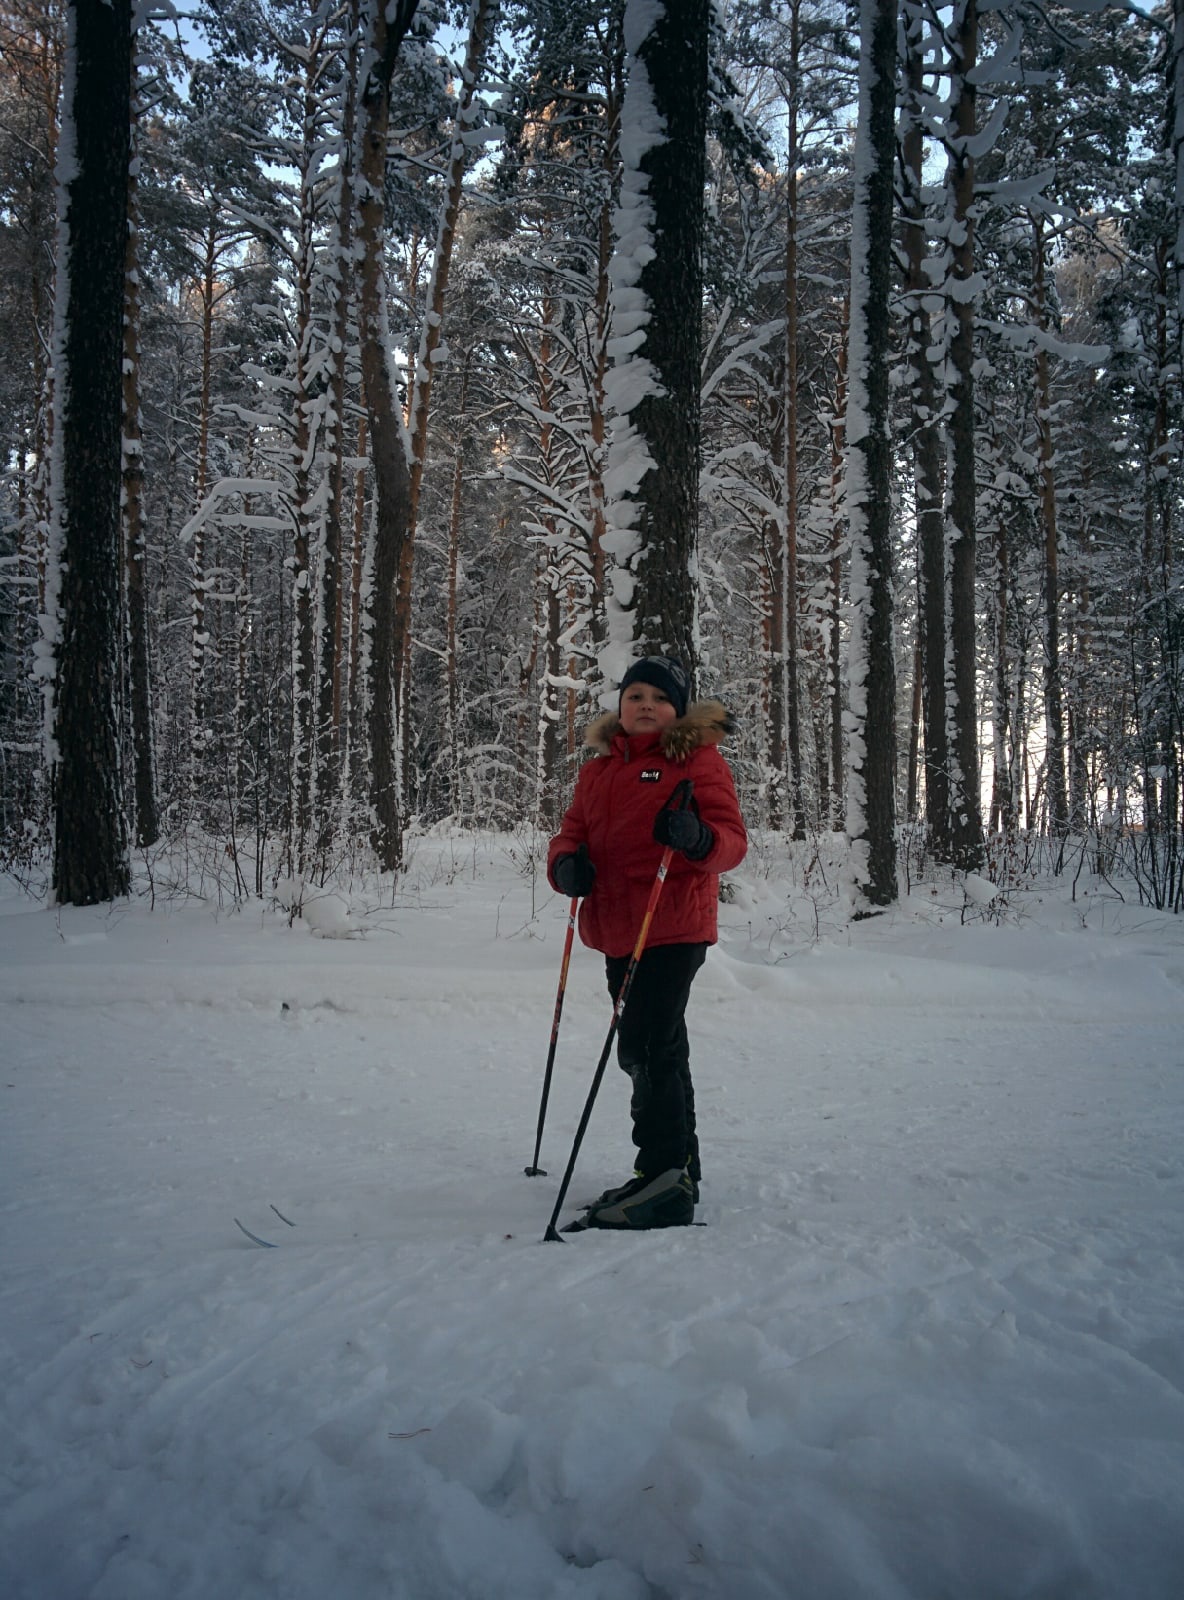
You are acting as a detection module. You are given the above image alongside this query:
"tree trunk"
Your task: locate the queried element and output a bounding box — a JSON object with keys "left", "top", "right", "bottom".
{"left": 122, "top": 86, "right": 157, "bottom": 849}
{"left": 290, "top": 45, "right": 321, "bottom": 871}
{"left": 1172, "top": 1, "right": 1183, "bottom": 380}
{"left": 49, "top": 0, "right": 132, "bottom": 905}
{"left": 357, "top": 0, "right": 421, "bottom": 870}
{"left": 826, "top": 301, "right": 848, "bottom": 832}
{"left": 781, "top": 112, "right": 804, "bottom": 838}
{"left": 585, "top": 50, "right": 625, "bottom": 673}
{"left": 990, "top": 502, "right": 1015, "bottom": 832}
{"left": 534, "top": 302, "right": 565, "bottom": 826}
{"left": 444, "top": 356, "right": 469, "bottom": 814}
{"left": 189, "top": 219, "right": 218, "bottom": 760}
{"left": 1032, "top": 220, "right": 1068, "bottom": 836}
{"left": 348, "top": 414, "right": 369, "bottom": 793}
{"left": 319, "top": 0, "right": 362, "bottom": 854}
{"left": 603, "top": 0, "right": 708, "bottom": 677}
{"left": 773, "top": 0, "right": 805, "bottom": 838}
{"left": 906, "top": 628, "right": 922, "bottom": 822}
{"left": 843, "top": 0, "right": 898, "bottom": 907}
{"left": 901, "top": 11, "right": 950, "bottom": 858}
{"left": 943, "top": 0, "right": 984, "bottom": 871}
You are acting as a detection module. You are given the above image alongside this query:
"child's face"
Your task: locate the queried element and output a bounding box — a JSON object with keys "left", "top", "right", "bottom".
{"left": 619, "top": 683, "right": 678, "bottom": 736}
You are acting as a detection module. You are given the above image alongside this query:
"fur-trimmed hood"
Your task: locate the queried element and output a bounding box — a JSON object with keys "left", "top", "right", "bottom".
{"left": 550, "top": 697, "right": 748, "bottom": 956}
{"left": 584, "top": 699, "right": 735, "bottom": 762}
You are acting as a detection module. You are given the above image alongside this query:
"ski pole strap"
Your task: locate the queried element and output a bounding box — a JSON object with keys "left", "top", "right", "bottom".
{"left": 662, "top": 777, "right": 695, "bottom": 818}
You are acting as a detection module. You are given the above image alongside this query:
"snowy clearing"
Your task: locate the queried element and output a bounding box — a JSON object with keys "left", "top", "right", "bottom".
{"left": 2, "top": 837, "right": 1182, "bottom": 1600}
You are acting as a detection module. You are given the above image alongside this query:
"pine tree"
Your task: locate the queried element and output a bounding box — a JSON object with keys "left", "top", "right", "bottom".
{"left": 899, "top": 1, "right": 949, "bottom": 857}
{"left": 48, "top": 0, "right": 132, "bottom": 903}
{"left": 940, "top": 0, "right": 984, "bottom": 872}
{"left": 0, "top": 0, "right": 61, "bottom": 843}
{"left": 357, "top": 0, "right": 421, "bottom": 869}
{"left": 602, "top": 0, "right": 709, "bottom": 678}
{"left": 123, "top": 61, "right": 157, "bottom": 849}
{"left": 843, "top": 0, "right": 897, "bottom": 907}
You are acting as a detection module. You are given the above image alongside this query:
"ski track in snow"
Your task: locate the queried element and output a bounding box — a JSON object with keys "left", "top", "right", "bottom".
{"left": 1, "top": 847, "right": 1183, "bottom": 1599}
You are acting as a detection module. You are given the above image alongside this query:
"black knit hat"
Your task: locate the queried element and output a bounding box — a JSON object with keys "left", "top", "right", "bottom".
{"left": 618, "top": 656, "right": 691, "bottom": 720}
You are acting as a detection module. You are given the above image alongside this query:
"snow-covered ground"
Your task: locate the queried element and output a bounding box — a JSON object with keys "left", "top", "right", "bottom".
{"left": 2, "top": 836, "right": 1182, "bottom": 1599}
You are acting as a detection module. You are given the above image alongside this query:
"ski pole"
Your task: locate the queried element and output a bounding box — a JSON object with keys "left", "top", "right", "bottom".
{"left": 524, "top": 891, "right": 579, "bottom": 1176}
{"left": 543, "top": 780, "right": 693, "bottom": 1241}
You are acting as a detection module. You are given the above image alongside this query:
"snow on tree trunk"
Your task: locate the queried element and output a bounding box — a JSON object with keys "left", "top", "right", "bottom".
{"left": 842, "top": 0, "right": 897, "bottom": 908}
{"left": 601, "top": 0, "right": 708, "bottom": 685}
{"left": 46, "top": 0, "right": 131, "bottom": 905}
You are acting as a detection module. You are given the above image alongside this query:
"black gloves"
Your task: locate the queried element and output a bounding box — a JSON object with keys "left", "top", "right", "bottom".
{"left": 653, "top": 807, "right": 714, "bottom": 861}
{"left": 552, "top": 844, "right": 596, "bottom": 898}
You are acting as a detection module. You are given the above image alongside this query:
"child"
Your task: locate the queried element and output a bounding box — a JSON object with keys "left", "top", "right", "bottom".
{"left": 547, "top": 656, "right": 747, "bottom": 1229}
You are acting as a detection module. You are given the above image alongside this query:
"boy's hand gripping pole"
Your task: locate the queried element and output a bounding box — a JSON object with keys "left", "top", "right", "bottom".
{"left": 524, "top": 890, "right": 579, "bottom": 1176}
{"left": 543, "top": 780, "right": 693, "bottom": 1241}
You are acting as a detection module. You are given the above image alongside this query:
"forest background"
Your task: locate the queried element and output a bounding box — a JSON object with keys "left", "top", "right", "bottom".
{"left": 0, "top": 0, "right": 1181, "bottom": 916}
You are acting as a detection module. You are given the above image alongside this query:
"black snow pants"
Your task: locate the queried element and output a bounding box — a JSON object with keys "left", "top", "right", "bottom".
{"left": 604, "top": 941, "right": 707, "bottom": 1181}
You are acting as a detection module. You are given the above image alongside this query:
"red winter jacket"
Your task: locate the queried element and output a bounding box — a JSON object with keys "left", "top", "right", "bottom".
{"left": 547, "top": 700, "right": 748, "bottom": 958}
